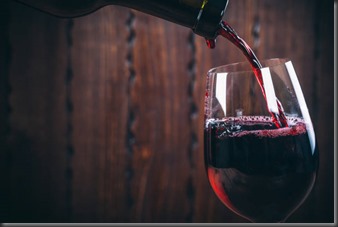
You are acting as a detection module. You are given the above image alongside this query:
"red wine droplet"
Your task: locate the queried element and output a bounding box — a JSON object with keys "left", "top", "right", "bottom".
{"left": 206, "top": 38, "right": 216, "bottom": 49}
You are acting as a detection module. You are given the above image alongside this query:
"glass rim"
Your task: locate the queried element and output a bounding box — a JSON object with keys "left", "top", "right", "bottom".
{"left": 207, "top": 58, "right": 291, "bottom": 74}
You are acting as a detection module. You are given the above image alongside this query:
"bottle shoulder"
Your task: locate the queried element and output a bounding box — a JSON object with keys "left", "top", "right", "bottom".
{"left": 15, "top": 0, "right": 108, "bottom": 17}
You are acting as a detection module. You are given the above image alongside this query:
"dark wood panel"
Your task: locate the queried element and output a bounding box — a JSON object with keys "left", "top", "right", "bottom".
{"left": 69, "top": 6, "right": 130, "bottom": 222}
{"left": 6, "top": 1, "right": 68, "bottom": 222}
{"left": 0, "top": 0, "right": 11, "bottom": 222}
{"left": 310, "top": 0, "right": 335, "bottom": 223}
{"left": 129, "top": 11, "right": 192, "bottom": 222}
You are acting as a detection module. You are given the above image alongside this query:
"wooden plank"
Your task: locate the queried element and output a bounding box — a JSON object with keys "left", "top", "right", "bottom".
{"left": 6, "top": 1, "right": 68, "bottom": 222}
{"left": 129, "top": 11, "right": 192, "bottom": 222}
{"left": 70, "top": 5, "right": 130, "bottom": 222}
{"left": 309, "top": 0, "right": 334, "bottom": 223}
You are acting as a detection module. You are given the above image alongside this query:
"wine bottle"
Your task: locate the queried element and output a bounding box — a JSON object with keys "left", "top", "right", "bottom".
{"left": 14, "top": 0, "right": 229, "bottom": 39}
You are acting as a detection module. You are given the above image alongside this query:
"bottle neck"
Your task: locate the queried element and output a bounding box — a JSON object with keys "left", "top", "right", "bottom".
{"left": 193, "top": 0, "right": 229, "bottom": 39}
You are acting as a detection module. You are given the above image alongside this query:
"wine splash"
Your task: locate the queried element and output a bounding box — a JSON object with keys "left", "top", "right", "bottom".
{"left": 207, "top": 21, "right": 288, "bottom": 128}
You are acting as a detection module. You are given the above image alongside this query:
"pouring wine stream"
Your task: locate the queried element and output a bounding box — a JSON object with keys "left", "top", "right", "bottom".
{"left": 206, "top": 21, "right": 288, "bottom": 128}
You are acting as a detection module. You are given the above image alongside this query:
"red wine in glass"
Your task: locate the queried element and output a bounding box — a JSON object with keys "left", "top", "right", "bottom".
{"left": 204, "top": 116, "right": 318, "bottom": 222}
{"left": 204, "top": 21, "right": 318, "bottom": 223}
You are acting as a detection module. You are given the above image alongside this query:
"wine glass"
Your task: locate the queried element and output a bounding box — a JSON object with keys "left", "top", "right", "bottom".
{"left": 204, "top": 58, "right": 318, "bottom": 223}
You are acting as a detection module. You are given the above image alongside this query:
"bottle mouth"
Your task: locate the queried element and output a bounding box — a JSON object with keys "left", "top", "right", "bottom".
{"left": 193, "top": 0, "right": 229, "bottom": 39}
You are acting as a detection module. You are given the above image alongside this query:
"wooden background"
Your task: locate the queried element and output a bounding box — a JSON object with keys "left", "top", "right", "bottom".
{"left": 0, "top": 0, "right": 334, "bottom": 223}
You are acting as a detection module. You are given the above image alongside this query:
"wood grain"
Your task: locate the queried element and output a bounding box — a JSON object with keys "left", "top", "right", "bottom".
{"left": 5, "top": 1, "right": 68, "bottom": 221}
{"left": 69, "top": 6, "right": 130, "bottom": 222}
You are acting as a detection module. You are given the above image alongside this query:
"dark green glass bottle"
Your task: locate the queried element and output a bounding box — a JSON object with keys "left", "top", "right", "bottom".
{"left": 15, "top": 0, "right": 229, "bottom": 39}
